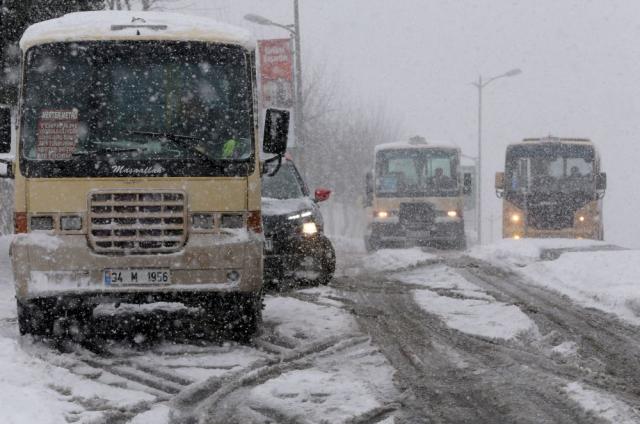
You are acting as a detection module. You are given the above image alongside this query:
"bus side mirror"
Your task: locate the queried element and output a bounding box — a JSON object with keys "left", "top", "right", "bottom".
{"left": 463, "top": 173, "right": 472, "bottom": 195}
{"left": 0, "top": 106, "right": 10, "bottom": 154}
{"left": 365, "top": 171, "right": 373, "bottom": 207}
{"left": 0, "top": 160, "right": 14, "bottom": 179}
{"left": 495, "top": 172, "right": 505, "bottom": 198}
{"left": 596, "top": 172, "right": 607, "bottom": 191}
{"left": 263, "top": 108, "right": 289, "bottom": 155}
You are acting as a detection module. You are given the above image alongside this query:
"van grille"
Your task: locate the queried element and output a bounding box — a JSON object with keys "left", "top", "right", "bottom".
{"left": 88, "top": 191, "right": 187, "bottom": 254}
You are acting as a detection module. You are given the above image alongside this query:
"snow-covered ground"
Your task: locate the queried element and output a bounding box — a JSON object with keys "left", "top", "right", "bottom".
{"left": 470, "top": 238, "right": 640, "bottom": 326}
{"left": 0, "top": 235, "right": 398, "bottom": 423}
{"left": 395, "top": 265, "right": 538, "bottom": 341}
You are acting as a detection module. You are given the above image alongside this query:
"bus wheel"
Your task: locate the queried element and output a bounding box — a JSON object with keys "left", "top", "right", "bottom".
{"left": 17, "top": 300, "right": 53, "bottom": 336}
{"left": 207, "top": 292, "right": 262, "bottom": 343}
{"left": 232, "top": 294, "right": 262, "bottom": 343}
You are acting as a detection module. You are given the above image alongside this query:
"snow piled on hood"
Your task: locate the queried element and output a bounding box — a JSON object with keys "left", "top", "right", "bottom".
{"left": 262, "top": 197, "right": 314, "bottom": 217}
{"left": 20, "top": 11, "right": 255, "bottom": 51}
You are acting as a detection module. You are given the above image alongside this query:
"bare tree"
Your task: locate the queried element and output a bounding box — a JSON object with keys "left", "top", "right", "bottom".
{"left": 300, "top": 64, "right": 401, "bottom": 237}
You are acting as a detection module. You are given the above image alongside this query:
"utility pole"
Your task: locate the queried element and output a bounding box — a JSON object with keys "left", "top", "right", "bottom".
{"left": 472, "top": 68, "right": 522, "bottom": 245}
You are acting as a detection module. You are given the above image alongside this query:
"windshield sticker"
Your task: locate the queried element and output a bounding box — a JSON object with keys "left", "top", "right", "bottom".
{"left": 378, "top": 176, "right": 398, "bottom": 192}
{"left": 35, "top": 109, "right": 79, "bottom": 160}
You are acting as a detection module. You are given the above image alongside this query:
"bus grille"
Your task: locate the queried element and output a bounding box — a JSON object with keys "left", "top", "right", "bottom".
{"left": 527, "top": 203, "right": 574, "bottom": 230}
{"left": 88, "top": 190, "right": 187, "bottom": 254}
{"left": 399, "top": 202, "right": 435, "bottom": 228}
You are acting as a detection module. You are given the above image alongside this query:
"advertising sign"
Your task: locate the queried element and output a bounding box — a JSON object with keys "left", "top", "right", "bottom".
{"left": 258, "top": 38, "right": 294, "bottom": 109}
{"left": 35, "top": 109, "right": 79, "bottom": 160}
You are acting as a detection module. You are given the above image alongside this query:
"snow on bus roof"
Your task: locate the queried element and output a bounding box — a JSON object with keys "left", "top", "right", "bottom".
{"left": 374, "top": 139, "right": 459, "bottom": 153}
{"left": 20, "top": 11, "right": 255, "bottom": 51}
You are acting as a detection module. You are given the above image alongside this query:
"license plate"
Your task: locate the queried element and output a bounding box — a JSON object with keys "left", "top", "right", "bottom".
{"left": 104, "top": 269, "right": 171, "bottom": 286}
{"left": 264, "top": 238, "right": 273, "bottom": 252}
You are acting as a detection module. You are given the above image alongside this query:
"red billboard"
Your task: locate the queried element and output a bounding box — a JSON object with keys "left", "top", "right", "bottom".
{"left": 258, "top": 39, "right": 294, "bottom": 109}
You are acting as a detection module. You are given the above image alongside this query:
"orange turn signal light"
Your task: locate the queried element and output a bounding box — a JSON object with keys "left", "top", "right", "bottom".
{"left": 14, "top": 212, "right": 27, "bottom": 233}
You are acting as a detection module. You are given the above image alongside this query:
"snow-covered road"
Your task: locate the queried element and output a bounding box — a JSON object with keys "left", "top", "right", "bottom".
{"left": 2, "top": 235, "right": 640, "bottom": 423}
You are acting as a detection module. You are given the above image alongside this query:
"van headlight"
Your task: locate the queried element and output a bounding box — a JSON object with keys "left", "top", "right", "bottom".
{"left": 302, "top": 222, "right": 318, "bottom": 235}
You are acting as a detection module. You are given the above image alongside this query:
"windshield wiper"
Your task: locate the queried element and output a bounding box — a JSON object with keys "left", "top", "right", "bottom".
{"left": 72, "top": 147, "right": 143, "bottom": 157}
{"left": 126, "top": 130, "right": 218, "bottom": 164}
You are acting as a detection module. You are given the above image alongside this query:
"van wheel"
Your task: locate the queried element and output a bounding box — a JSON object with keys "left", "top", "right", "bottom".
{"left": 365, "top": 236, "right": 379, "bottom": 252}
{"left": 318, "top": 242, "right": 336, "bottom": 285}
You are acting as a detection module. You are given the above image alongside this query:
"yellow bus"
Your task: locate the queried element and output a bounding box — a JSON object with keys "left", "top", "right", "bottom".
{"left": 0, "top": 11, "right": 288, "bottom": 337}
{"left": 364, "top": 137, "right": 472, "bottom": 250}
{"left": 495, "top": 137, "right": 606, "bottom": 240}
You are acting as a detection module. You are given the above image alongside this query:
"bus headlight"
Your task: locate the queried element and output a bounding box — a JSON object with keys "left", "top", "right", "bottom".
{"left": 192, "top": 213, "right": 214, "bottom": 230}
{"left": 375, "top": 210, "right": 389, "bottom": 219}
{"left": 302, "top": 222, "right": 318, "bottom": 235}
{"left": 30, "top": 215, "right": 54, "bottom": 231}
{"left": 60, "top": 215, "right": 83, "bottom": 231}
{"left": 511, "top": 213, "right": 521, "bottom": 223}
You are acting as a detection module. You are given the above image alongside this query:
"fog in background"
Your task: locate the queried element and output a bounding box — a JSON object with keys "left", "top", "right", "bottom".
{"left": 108, "top": 1, "right": 640, "bottom": 246}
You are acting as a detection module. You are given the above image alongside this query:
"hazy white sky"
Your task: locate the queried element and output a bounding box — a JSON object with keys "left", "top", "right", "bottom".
{"left": 168, "top": 0, "right": 640, "bottom": 245}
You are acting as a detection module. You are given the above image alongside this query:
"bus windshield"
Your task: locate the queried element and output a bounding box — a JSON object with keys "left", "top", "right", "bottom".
{"left": 20, "top": 41, "right": 253, "bottom": 178}
{"left": 506, "top": 144, "right": 595, "bottom": 193}
{"left": 375, "top": 149, "right": 459, "bottom": 197}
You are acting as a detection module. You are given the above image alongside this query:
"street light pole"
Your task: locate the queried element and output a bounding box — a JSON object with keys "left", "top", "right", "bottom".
{"left": 293, "top": 0, "right": 303, "bottom": 155}
{"left": 472, "top": 68, "right": 521, "bottom": 245}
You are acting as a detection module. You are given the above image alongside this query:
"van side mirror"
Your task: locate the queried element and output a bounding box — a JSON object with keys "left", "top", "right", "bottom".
{"left": 495, "top": 172, "right": 505, "bottom": 198}
{"left": 263, "top": 108, "right": 289, "bottom": 155}
{"left": 463, "top": 173, "right": 472, "bottom": 195}
{"left": 365, "top": 171, "right": 373, "bottom": 207}
{"left": 0, "top": 106, "right": 10, "bottom": 154}
{"left": 314, "top": 188, "right": 331, "bottom": 202}
{"left": 596, "top": 172, "right": 607, "bottom": 191}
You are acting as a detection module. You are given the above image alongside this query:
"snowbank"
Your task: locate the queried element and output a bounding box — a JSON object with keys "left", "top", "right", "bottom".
{"left": 471, "top": 238, "right": 640, "bottom": 326}
{"left": 521, "top": 250, "right": 640, "bottom": 325}
{"left": 469, "top": 238, "right": 610, "bottom": 267}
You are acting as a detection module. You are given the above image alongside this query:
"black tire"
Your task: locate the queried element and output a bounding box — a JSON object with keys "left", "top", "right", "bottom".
{"left": 204, "top": 292, "right": 263, "bottom": 343}
{"left": 365, "top": 236, "right": 379, "bottom": 253}
{"left": 17, "top": 300, "right": 53, "bottom": 336}
{"left": 317, "top": 237, "right": 336, "bottom": 286}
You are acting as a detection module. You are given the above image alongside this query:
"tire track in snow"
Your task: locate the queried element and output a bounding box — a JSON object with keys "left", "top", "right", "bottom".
{"left": 171, "top": 335, "right": 370, "bottom": 423}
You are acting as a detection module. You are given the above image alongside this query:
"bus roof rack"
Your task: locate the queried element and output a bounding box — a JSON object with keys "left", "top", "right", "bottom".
{"left": 522, "top": 136, "right": 591, "bottom": 143}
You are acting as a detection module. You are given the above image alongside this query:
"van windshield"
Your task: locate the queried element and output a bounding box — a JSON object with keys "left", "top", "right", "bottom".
{"left": 20, "top": 41, "right": 253, "bottom": 178}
